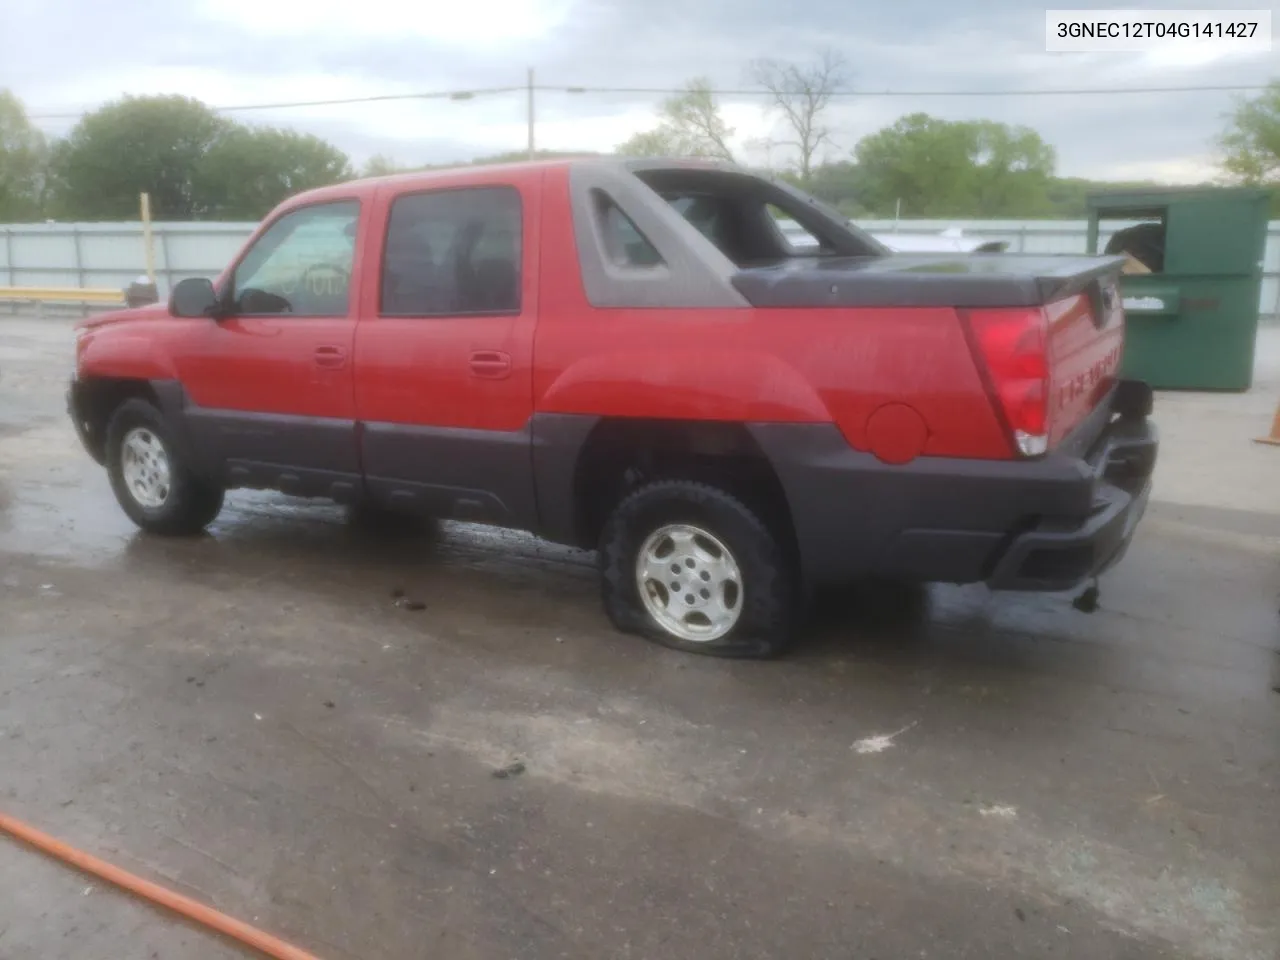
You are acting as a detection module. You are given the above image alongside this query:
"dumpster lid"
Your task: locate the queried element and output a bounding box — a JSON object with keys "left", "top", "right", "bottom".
{"left": 1086, "top": 184, "right": 1272, "bottom": 213}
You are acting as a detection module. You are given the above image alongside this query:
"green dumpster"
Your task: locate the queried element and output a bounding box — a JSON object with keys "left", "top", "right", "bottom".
{"left": 1086, "top": 186, "right": 1270, "bottom": 391}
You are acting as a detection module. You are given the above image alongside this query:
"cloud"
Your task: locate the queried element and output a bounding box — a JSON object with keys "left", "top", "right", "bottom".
{"left": 196, "top": 0, "right": 576, "bottom": 47}
{"left": 4, "top": 0, "right": 1273, "bottom": 181}
{"left": 1099, "top": 154, "right": 1223, "bottom": 183}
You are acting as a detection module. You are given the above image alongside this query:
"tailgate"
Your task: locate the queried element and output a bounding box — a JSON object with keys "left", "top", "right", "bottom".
{"left": 1045, "top": 269, "right": 1125, "bottom": 449}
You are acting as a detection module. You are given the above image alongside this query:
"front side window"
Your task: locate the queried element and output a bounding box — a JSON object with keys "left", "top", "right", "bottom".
{"left": 381, "top": 186, "right": 522, "bottom": 316}
{"left": 231, "top": 200, "right": 360, "bottom": 316}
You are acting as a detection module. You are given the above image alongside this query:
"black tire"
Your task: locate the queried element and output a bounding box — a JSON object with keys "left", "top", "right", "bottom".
{"left": 598, "top": 480, "right": 799, "bottom": 658}
{"left": 105, "top": 398, "right": 224, "bottom": 536}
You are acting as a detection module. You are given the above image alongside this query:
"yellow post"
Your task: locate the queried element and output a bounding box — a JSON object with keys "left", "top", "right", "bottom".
{"left": 139, "top": 192, "right": 156, "bottom": 285}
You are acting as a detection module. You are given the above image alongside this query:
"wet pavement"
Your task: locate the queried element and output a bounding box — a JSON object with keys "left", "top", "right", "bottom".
{"left": 1, "top": 316, "right": 1278, "bottom": 960}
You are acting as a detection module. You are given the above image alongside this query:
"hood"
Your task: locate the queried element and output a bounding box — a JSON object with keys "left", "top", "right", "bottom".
{"left": 75, "top": 301, "right": 170, "bottom": 331}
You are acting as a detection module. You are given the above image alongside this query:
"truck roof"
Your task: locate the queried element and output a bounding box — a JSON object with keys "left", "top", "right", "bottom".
{"left": 283, "top": 156, "right": 771, "bottom": 209}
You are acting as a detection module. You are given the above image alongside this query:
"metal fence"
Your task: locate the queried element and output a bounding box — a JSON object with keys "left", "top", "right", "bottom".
{"left": 4, "top": 217, "right": 1280, "bottom": 318}
{"left": 0, "top": 222, "right": 251, "bottom": 300}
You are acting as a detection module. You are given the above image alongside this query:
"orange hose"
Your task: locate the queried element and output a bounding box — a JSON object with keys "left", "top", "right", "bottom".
{"left": 0, "top": 810, "right": 323, "bottom": 960}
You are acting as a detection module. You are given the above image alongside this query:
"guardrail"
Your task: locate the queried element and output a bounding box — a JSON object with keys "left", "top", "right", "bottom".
{"left": 0, "top": 286, "right": 125, "bottom": 305}
{"left": 0, "top": 285, "right": 127, "bottom": 317}
{"left": 0, "top": 279, "right": 161, "bottom": 318}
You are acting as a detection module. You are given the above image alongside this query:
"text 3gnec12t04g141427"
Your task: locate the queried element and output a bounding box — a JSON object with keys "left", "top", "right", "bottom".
{"left": 1045, "top": 9, "right": 1272, "bottom": 52}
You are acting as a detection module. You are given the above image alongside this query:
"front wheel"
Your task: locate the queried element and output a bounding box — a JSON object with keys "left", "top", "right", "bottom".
{"left": 105, "top": 398, "right": 224, "bottom": 536}
{"left": 598, "top": 480, "right": 799, "bottom": 658}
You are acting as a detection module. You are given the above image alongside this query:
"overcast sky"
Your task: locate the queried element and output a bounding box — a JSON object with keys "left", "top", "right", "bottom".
{"left": 2, "top": 0, "right": 1275, "bottom": 182}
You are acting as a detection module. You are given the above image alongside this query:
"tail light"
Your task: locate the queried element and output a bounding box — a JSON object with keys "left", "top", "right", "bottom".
{"left": 962, "top": 308, "right": 1049, "bottom": 457}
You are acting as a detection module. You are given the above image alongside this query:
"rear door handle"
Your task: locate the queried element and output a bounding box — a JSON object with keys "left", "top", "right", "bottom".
{"left": 314, "top": 345, "right": 347, "bottom": 369}
{"left": 469, "top": 350, "right": 512, "bottom": 379}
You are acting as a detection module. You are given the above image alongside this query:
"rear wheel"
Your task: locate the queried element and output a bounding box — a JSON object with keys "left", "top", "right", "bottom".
{"left": 598, "top": 480, "right": 799, "bottom": 658}
{"left": 105, "top": 398, "right": 223, "bottom": 536}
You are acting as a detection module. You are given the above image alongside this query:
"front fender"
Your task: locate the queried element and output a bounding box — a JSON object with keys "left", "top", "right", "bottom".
{"left": 537, "top": 349, "right": 831, "bottom": 423}
{"left": 78, "top": 332, "right": 179, "bottom": 382}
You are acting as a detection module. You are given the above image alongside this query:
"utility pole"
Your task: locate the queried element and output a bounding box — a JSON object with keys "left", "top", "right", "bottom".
{"left": 526, "top": 67, "right": 535, "bottom": 161}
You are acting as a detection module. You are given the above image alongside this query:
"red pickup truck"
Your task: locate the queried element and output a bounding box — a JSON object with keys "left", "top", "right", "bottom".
{"left": 69, "top": 158, "right": 1157, "bottom": 657}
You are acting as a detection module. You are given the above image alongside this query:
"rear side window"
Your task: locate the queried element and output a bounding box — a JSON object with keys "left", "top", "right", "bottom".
{"left": 593, "top": 190, "right": 663, "bottom": 268}
{"left": 381, "top": 186, "right": 522, "bottom": 316}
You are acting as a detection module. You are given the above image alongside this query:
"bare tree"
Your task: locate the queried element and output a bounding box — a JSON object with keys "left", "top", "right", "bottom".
{"left": 748, "top": 49, "right": 850, "bottom": 182}
{"left": 744, "top": 135, "right": 784, "bottom": 172}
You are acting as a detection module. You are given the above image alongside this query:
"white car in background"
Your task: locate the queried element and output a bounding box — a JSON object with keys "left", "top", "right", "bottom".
{"left": 779, "top": 220, "right": 1009, "bottom": 255}
{"left": 868, "top": 227, "right": 1010, "bottom": 254}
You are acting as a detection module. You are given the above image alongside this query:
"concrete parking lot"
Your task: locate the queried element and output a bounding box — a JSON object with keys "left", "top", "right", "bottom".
{"left": 1, "top": 316, "right": 1278, "bottom": 960}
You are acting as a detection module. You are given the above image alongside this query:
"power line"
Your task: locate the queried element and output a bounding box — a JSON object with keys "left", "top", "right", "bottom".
{"left": 26, "top": 81, "right": 1269, "bottom": 121}
{"left": 27, "top": 86, "right": 524, "bottom": 121}
{"left": 547, "top": 83, "right": 1270, "bottom": 97}
{"left": 227, "top": 86, "right": 525, "bottom": 111}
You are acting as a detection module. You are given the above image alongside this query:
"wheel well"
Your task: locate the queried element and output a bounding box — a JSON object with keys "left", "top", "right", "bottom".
{"left": 74, "top": 378, "right": 160, "bottom": 463}
{"left": 572, "top": 418, "right": 799, "bottom": 556}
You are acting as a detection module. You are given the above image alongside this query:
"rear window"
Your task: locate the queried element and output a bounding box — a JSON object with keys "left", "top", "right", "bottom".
{"left": 631, "top": 167, "right": 886, "bottom": 266}
{"left": 381, "top": 186, "right": 522, "bottom": 316}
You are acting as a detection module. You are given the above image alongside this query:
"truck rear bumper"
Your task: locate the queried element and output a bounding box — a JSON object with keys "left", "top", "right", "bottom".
{"left": 749, "top": 382, "right": 1159, "bottom": 594}
{"left": 960, "top": 416, "right": 1155, "bottom": 592}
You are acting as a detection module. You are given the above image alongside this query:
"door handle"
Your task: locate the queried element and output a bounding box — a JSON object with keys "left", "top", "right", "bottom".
{"left": 468, "top": 350, "right": 512, "bottom": 380}
{"left": 314, "top": 345, "right": 347, "bottom": 369}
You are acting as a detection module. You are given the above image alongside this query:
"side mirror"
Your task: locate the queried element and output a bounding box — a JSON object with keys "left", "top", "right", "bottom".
{"left": 170, "top": 277, "right": 221, "bottom": 318}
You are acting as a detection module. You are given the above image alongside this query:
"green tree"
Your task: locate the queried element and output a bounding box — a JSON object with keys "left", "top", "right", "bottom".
{"left": 1219, "top": 79, "right": 1280, "bottom": 186}
{"left": 468, "top": 149, "right": 602, "bottom": 165}
{"left": 967, "top": 120, "right": 1057, "bottom": 216}
{"left": 1042, "top": 177, "right": 1178, "bottom": 218}
{"left": 47, "top": 95, "right": 231, "bottom": 219}
{"left": 46, "top": 95, "right": 353, "bottom": 220}
{"left": 196, "top": 125, "right": 353, "bottom": 219}
{"left": 362, "top": 149, "right": 601, "bottom": 178}
{"left": 361, "top": 153, "right": 403, "bottom": 177}
{"left": 803, "top": 160, "right": 870, "bottom": 217}
{"left": 851, "top": 113, "right": 1056, "bottom": 217}
{"left": 616, "top": 78, "right": 735, "bottom": 161}
{"left": 0, "top": 89, "right": 49, "bottom": 221}
{"left": 615, "top": 128, "right": 685, "bottom": 158}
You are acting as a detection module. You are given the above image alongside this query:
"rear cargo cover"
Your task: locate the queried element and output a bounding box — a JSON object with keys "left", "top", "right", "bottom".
{"left": 732, "top": 254, "right": 1129, "bottom": 309}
